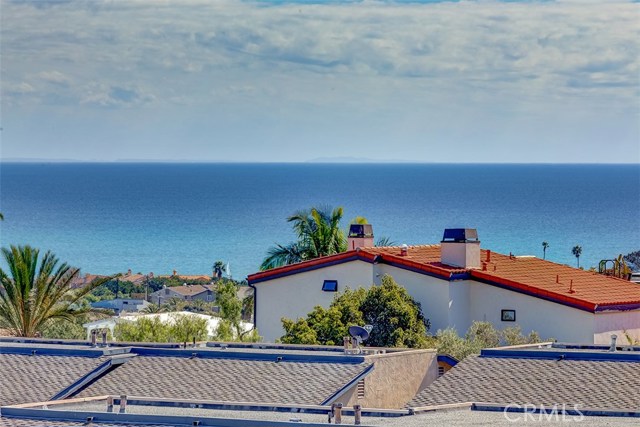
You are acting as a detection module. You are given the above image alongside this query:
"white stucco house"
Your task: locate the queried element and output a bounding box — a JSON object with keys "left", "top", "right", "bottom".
{"left": 248, "top": 228, "right": 640, "bottom": 344}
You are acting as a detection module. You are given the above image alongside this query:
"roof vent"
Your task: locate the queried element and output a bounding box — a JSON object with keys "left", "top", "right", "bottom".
{"left": 441, "top": 228, "right": 481, "bottom": 269}
{"left": 401, "top": 244, "right": 408, "bottom": 256}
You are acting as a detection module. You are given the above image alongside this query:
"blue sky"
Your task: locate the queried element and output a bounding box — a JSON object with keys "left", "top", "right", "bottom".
{"left": 1, "top": 0, "right": 638, "bottom": 163}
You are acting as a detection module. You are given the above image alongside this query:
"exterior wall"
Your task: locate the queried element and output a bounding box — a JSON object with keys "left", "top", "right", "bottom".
{"left": 374, "top": 265, "right": 451, "bottom": 333}
{"left": 339, "top": 350, "right": 438, "bottom": 409}
{"left": 593, "top": 310, "right": 640, "bottom": 344}
{"left": 447, "top": 281, "right": 472, "bottom": 334}
{"left": 255, "top": 261, "right": 374, "bottom": 342}
{"left": 467, "top": 282, "right": 595, "bottom": 343}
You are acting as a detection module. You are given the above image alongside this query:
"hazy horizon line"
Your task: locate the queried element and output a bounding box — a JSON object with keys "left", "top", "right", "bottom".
{"left": 1, "top": 158, "right": 639, "bottom": 166}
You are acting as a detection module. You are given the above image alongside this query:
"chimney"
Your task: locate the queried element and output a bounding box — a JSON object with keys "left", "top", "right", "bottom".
{"left": 127, "top": 269, "right": 132, "bottom": 275}
{"left": 347, "top": 224, "right": 374, "bottom": 250}
{"left": 173, "top": 269, "right": 177, "bottom": 277}
{"left": 441, "top": 228, "right": 481, "bottom": 269}
{"left": 609, "top": 334, "right": 617, "bottom": 352}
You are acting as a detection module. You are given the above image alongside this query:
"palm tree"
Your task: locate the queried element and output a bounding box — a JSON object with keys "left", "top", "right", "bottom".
{"left": 0, "top": 245, "right": 110, "bottom": 337}
{"left": 542, "top": 241, "right": 549, "bottom": 260}
{"left": 375, "top": 236, "right": 396, "bottom": 247}
{"left": 261, "top": 205, "right": 347, "bottom": 270}
{"left": 212, "top": 261, "right": 226, "bottom": 279}
{"left": 141, "top": 303, "right": 168, "bottom": 314}
{"left": 572, "top": 245, "right": 583, "bottom": 268}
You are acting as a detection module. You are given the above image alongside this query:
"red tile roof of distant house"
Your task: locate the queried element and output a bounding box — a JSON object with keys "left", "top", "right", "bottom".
{"left": 156, "top": 274, "right": 211, "bottom": 282}
{"left": 248, "top": 245, "right": 640, "bottom": 312}
{"left": 70, "top": 273, "right": 109, "bottom": 289}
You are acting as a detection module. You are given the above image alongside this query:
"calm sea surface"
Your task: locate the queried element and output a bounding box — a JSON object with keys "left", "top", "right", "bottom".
{"left": 0, "top": 163, "right": 638, "bottom": 279}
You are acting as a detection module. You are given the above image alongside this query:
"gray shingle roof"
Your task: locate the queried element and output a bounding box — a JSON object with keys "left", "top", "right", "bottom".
{"left": 0, "top": 354, "right": 104, "bottom": 406}
{"left": 75, "top": 355, "right": 370, "bottom": 405}
{"left": 409, "top": 355, "right": 640, "bottom": 411}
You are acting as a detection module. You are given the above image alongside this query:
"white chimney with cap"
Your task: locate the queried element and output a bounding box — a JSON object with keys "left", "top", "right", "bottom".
{"left": 441, "top": 228, "right": 481, "bottom": 269}
{"left": 347, "top": 224, "right": 374, "bottom": 250}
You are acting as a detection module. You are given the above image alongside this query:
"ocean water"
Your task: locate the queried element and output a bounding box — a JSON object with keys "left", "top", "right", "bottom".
{"left": 0, "top": 163, "right": 638, "bottom": 279}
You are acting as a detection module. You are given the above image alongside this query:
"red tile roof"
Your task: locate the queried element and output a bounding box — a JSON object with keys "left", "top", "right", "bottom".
{"left": 249, "top": 245, "right": 640, "bottom": 312}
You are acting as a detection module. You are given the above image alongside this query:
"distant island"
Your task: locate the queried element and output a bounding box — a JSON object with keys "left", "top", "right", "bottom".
{"left": 306, "top": 156, "right": 412, "bottom": 163}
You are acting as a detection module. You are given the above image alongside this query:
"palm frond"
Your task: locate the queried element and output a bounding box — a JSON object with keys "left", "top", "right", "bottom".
{"left": 0, "top": 245, "right": 114, "bottom": 337}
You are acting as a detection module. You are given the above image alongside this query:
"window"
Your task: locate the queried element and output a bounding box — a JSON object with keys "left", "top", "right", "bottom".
{"left": 501, "top": 309, "right": 516, "bottom": 322}
{"left": 322, "top": 280, "right": 338, "bottom": 292}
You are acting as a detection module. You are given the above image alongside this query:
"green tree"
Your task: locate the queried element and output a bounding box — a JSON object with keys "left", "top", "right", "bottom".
{"left": 113, "top": 314, "right": 208, "bottom": 343}
{"left": 280, "top": 318, "right": 318, "bottom": 345}
{"left": 572, "top": 245, "right": 583, "bottom": 268}
{"left": 212, "top": 261, "right": 226, "bottom": 279}
{"left": 170, "top": 314, "right": 209, "bottom": 343}
{"left": 114, "top": 317, "right": 170, "bottom": 342}
{"left": 141, "top": 303, "right": 168, "bottom": 314}
{"left": 280, "top": 276, "right": 429, "bottom": 348}
{"left": 241, "top": 293, "right": 254, "bottom": 321}
{"left": 360, "top": 276, "right": 430, "bottom": 348}
{"left": 542, "top": 241, "right": 549, "bottom": 260}
{"left": 0, "top": 245, "right": 110, "bottom": 337}
{"left": 41, "top": 317, "right": 88, "bottom": 340}
{"left": 215, "top": 279, "right": 244, "bottom": 336}
{"left": 261, "top": 206, "right": 347, "bottom": 270}
{"left": 435, "top": 322, "right": 549, "bottom": 361}
{"left": 502, "top": 325, "right": 543, "bottom": 346}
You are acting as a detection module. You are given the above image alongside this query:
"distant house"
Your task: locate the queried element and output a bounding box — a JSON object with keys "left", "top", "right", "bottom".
{"left": 70, "top": 273, "right": 108, "bottom": 289}
{"left": 149, "top": 284, "right": 216, "bottom": 305}
{"left": 248, "top": 228, "right": 640, "bottom": 344}
{"left": 90, "top": 298, "right": 149, "bottom": 315}
{"left": 118, "top": 269, "right": 148, "bottom": 285}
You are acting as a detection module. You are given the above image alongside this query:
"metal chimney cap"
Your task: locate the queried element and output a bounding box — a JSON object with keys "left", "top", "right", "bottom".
{"left": 442, "top": 228, "right": 479, "bottom": 243}
{"left": 348, "top": 224, "right": 373, "bottom": 238}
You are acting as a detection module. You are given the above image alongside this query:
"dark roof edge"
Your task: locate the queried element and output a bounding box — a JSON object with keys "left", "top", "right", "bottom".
{"left": 321, "top": 364, "right": 375, "bottom": 405}
{"left": 248, "top": 252, "right": 373, "bottom": 284}
{"left": 472, "top": 403, "right": 640, "bottom": 418}
{"left": 0, "top": 344, "right": 130, "bottom": 358}
{"left": 131, "top": 346, "right": 367, "bottom": 364}
{"left": 480, "top": 348, "right": 640, "bottom": 363}
{"left": 437, "top": 354, "right": 459, "bottom": 367}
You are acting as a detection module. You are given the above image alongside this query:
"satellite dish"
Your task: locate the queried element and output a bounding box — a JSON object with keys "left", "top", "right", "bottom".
{"left": 349, "top": 325, "right": 370, "bottom": 343}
